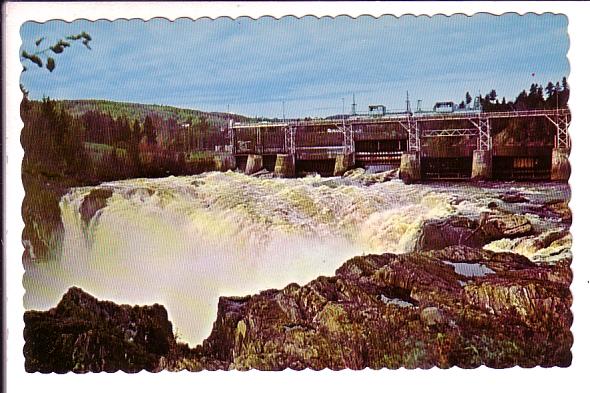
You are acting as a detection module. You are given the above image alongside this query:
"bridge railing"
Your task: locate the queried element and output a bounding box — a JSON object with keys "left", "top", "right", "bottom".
{"left": 229, "top": 108, "right": 570, "bottom": 130}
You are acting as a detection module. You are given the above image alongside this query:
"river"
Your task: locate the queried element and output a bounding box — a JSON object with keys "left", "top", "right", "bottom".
{"left": 23, "top": 170, "right": 570, "bottom": 346}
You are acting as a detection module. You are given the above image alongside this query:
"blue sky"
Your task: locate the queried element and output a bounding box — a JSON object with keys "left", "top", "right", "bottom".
{"left": 20, "top": 13, "right": 569, "bottom": 118}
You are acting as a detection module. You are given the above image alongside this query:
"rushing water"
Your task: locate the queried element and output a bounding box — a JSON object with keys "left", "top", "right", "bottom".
{"left": 23, "top": 170, "right": 570, "bottom": 346}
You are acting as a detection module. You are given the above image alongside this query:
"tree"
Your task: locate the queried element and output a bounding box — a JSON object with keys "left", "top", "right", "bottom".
{"left": 128, "top": 119, "right": 142, "bottom": 172}
{"left": 489, "top": 89, "right": 497, "bottom": 102}
{"left": 21, "top": 32, "right": 92, "bottom": 73}
{"left": 545, "top": 81, "right": 555, "bottom": 98}
{"left": 143, "top": 115, "right": 157, "bottom": 145}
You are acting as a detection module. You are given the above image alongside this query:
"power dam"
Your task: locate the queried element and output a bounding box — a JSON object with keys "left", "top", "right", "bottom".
{"left": 222, "top": 108, "right": 570, "bottom": 182}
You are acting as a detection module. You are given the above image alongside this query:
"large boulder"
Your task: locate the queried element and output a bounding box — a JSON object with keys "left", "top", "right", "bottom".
{"left": 24, "top": 287, "right": 175, "bottom": 373}
{"left": 417, "top": 213, "right": 534, "bottom": 251}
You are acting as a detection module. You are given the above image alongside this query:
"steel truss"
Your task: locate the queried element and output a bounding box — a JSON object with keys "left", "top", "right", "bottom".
{"left": 468, "top": 116, "right": 492, "bottom": 151}
{"left": 337, "top": 125, "right": 355, "bottom": 154}
{"left": 421, "top": 128, "right": 479, "bottom": 138}
{"left": 400, "top": 116, "right": 420, "bottom": 152}
{"left": 545, "top": 113, "right": 571, "bottom": 150}
{"left": 230, "top": 108, "right": 570, "bottom": 153}
{"left": 284, "top": 126, "right": 296, "bottom": 155}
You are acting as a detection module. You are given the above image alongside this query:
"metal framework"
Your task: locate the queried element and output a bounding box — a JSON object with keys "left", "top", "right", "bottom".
{"left": 284, "top": 126, "right": 296, "bottom": 155}
{"left": 421, "top": 128, "right": 479, "bottom": 138}
{"left": 468, "top": 116, "right": 492, "bottom": 151}
{"left": 255, "top": 127, "right": 262, "bottom": 154}
{"left": 404, "top": 117, "right": 420, "bottom": 152}
{"left": 230, "top": 108, "right": 570, "bottom": 154}
{"left": 545, "top": 112, "right": 571, "bottom": 149}
{"left": 338, "top": 125, "right": 355, "bottom": 154}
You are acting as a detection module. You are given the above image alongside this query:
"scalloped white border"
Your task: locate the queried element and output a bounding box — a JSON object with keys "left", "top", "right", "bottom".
{"left": 3, "top": 2, "right": 590, "bottom": 393}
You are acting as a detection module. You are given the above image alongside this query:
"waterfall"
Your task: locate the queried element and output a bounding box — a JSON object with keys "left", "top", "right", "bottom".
{"left": 23, "top": 172, "right": 569, "bottom": 345}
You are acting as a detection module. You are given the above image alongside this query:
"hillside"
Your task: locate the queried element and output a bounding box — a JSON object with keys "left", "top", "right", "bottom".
{"left": 59, "top": 99, "right": 249, "bottom": 127}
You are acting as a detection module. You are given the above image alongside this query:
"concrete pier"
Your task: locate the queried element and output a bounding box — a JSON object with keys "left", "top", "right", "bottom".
{"left": 214, "top": 153, "right": 237, "bottom": 172}
{"left": 550, "top": 148, "right": 570, "bottom": 182}
{"left": 274, "top": 154, "right": 296, "bottom": 178}
{"left": 334, "top": 153, "right": 355, "bottom": 176}
{"left": 399, "top": 152, "right": 421, "bottom": 184}
{"left": 245, "top": 154, "right": 263, "bottom": 175}
{"left": 471, "top": 150, "right": 492, "bottom": 180}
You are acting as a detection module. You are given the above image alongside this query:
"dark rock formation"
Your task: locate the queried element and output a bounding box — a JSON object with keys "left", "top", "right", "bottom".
{"left": 417, "top": 213, "right": 533, "bottom": 251}
{"left": 499, "top": 192, "right": 529, "bottom": 204}
{"left": 79, "top": 188, "right": 113, "bottom": 226}
{"left": 24, "top": 246, "right": 572, "bottom": 372}
{"left": 199, "top": 246, "right": 572, "bottom": 370}
{"left": 540, "top": 200, "right": 572, "bottom": 224}
{"left": 24, "top": 287, "right": 175, "bottom": 373}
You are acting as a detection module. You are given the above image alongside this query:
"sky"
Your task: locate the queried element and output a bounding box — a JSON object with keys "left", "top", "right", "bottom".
{"left": 20, "top": 13, "right": 569, "bottom": 118}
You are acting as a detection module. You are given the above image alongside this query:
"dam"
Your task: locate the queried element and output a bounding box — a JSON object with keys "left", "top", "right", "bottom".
{"left": 225, "top": 108, "right": 570, "bottom": 182}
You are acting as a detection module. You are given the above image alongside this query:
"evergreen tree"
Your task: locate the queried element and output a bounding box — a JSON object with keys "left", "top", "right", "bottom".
{"left": 545, "top": 81, "right": 555, "bottom": 98}
{"left": 143, "top": 115, "right": 157, "bottom": 145}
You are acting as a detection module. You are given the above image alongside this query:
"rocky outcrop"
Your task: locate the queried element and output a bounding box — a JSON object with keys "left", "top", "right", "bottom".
{"left": 79, "top": 188, "right": 113, "bottom": 226}
{"left": 199, "top": 246, "right": 572, "bottom": 370}
{"left": 24, "top": 287, "right": 176, "bottom": 373}
{"left": 417, "top": 212, "right": 533, "bottom": 251}
{"left": 25, "top": 246, "right": 572, "bottom": 372}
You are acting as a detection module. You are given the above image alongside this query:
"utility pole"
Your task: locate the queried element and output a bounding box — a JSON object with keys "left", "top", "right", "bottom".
{"left": 342, "top": 97, "right": 345, "bottom": 128}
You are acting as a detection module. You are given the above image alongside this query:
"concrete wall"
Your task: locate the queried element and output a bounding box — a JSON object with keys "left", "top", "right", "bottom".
{"left": 334, "top": 153, "right": 355, "bottom": 176}
{"left": 214, "top": 153, "right": 237, "bottom": 172}
{"left": 399, "top": 152, "right": 421, "bottom": 184}
{"left": 274, "top": 154, "right": 296, "bottom": 178}
{"left": 245, "top": 154, "right": 263, "bottom": 175}
{"left": 551, "top": 148, "right": 570, "bottom": 182}
{"left": 471, "top": 150, "right": 492, "bottom": 180}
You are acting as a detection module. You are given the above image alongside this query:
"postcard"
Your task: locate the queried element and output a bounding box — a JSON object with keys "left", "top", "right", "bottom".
{"left": 4, "top": 2, "right": 590, "bottom": 392}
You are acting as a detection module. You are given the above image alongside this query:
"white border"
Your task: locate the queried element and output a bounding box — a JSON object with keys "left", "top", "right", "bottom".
{"left": 3, "top": 2, "right": 590, "bottom": 393}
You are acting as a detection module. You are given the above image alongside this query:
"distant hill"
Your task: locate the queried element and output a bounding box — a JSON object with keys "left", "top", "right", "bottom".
{"left": 59, "top": 99, "right": 250, "bottom": 127}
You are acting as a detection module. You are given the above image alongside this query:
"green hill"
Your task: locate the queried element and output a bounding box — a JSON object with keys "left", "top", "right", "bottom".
{"left": 59, "top": 99, "right": 249, "bottom": 127}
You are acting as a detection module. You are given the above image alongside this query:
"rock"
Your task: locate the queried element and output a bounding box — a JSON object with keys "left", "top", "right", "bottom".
{"left": 417, "top": 213, "right": 534, "bottom": 252}
{"left": 24, "top": 287, "right": 176, "bottom": 373}
{"left": 420, "top": 307, "right": 445, "bottom": 326}
{"left": 416, "top": 216, "right": 486, "bottom": 250}
{"left": 499, "top": 193, "right": 529, "bottom": 203}
{"left": 478, "top": 212, "right": 533, "bottom": 239}
{"left": 79, "top": 188, "right": 113, "bottom": 226}
{"left": 198, "top": 246, "right": 572, "bottom": 370}
{"left": 342, "top": 168, "right": 366, "bottom": 179}
{"left": 543, "top": 201, "right": 572, "bottom": 224}
{"left": 341, "top": 168, "right": 398, "bottom": 186}
{"left": 26, "top": 245, "right": 572, "bottom": 371}
{"left": 251, "top": 169, "right": 272, "bottom": 178}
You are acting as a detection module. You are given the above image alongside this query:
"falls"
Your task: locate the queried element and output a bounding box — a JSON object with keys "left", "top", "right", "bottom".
{"left": 23, "top": 171, "right": 569, "bottom": 345}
